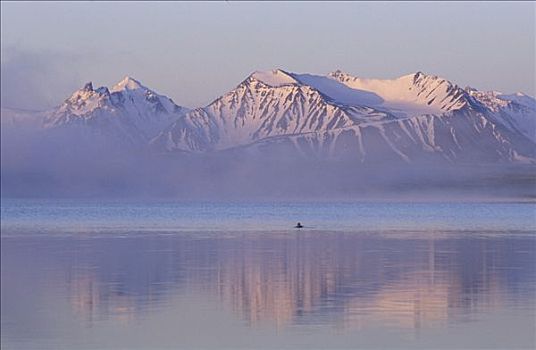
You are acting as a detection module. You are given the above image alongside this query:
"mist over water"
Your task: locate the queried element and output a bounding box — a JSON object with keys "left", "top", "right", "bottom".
{"left": 1, "top": 123, "right": 535, "bottom": 200}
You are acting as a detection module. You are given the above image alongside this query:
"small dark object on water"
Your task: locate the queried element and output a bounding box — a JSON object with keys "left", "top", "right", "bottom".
{"left": 295, "top": 222, "right": 303, "bottom": 228}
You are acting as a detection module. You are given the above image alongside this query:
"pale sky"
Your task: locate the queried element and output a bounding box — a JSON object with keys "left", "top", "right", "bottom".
{"left": 1, "top": 1, "right": 534, "bottom": 110}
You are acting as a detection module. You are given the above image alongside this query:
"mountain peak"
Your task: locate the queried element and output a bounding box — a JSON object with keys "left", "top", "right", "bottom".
{"left": 329, "top": 70, "right": 351, "bottom": 79}
{"left": 395, "top": 71, "right": 435, "bottom": 82}
{"left": 111, "top": 76, "right": 144, "bottom": 92}
{"left": 328, "top": 70, "right": 472, "bottom": 113}
{"left": 82, "top": 82, "right": 93, "bottom": 91}
{"left": 47, "top": 74, "right": 188, "bottom": 141}
{"left": 249, "top": 69, "right": 298, "bottom": 87}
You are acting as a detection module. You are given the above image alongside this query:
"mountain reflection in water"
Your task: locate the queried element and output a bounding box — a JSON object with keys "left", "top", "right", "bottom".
{"left": 2, "top": 231, "right": 535, "bottom": 349}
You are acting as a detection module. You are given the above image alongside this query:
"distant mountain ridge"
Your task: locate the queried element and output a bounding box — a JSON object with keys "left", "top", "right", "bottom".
{"left": 2, "top": 70, "right": 535, "bottom": 164}
{"left": 41, "top": 76, "right": 188, "bottom": 145}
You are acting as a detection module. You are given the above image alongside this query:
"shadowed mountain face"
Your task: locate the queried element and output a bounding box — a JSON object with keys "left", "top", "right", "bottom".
{"left": 1, "top": 70, "right": 535, "bottom": 198}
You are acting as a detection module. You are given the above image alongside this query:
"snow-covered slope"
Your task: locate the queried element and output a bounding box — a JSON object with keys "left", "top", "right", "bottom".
{"left": 153, "top": 69, "right": 535, "bottom": 164}
{"left": 238, "top": 108, "right": 534, "bottom": 164}
{"left": 467, "top": 88, "right": 536, "bottom": 142}
{"left": 501, "top": 92, "right": 536, "bottom": 110}
{"left": 153, "top": 70, "right": 398, "bottom": 152}
{"left": 43, "top": 77, "right": 188, "bottom": 145}
{"left": 250, "top": 69, "right": 298, "bottom": 87}
{"left": 325, "top": 70, "right": 478, "bottom": 117}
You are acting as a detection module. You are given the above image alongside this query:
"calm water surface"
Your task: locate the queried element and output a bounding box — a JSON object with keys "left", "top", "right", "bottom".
{"left": 1, "top": 200, "right": 535, "bottom": 349}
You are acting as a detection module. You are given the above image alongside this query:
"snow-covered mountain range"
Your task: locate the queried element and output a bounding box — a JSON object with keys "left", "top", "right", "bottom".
{"left": 1, "top": 76, "right": 189, "bottom": 146}
{"left": 152, "top": 69, "right": 535, "bottom": 164}
{"left": 3, "top": 70, "right": 535, "bottom": 164}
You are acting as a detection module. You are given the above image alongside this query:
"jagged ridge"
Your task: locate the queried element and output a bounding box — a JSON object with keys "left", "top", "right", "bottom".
{"left": 43, "top": 76, "right": 188, "bottom": 145}
{"left": 152, "top": 69, "right": 535, "bottom": 164}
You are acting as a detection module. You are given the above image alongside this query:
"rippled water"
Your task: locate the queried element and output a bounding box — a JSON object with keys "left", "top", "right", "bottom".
{"left": 1, "top": 200, "right": 535, "bottom": 349}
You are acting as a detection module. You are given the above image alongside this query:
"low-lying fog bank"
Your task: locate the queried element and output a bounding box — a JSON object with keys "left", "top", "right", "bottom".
{"left": 2, "top": 127, "right": 534, "bottom": 201}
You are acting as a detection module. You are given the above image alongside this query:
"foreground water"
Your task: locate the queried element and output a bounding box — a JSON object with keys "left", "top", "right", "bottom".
{"left": 1, "top": 200, "right": 535, "bottom": 349}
